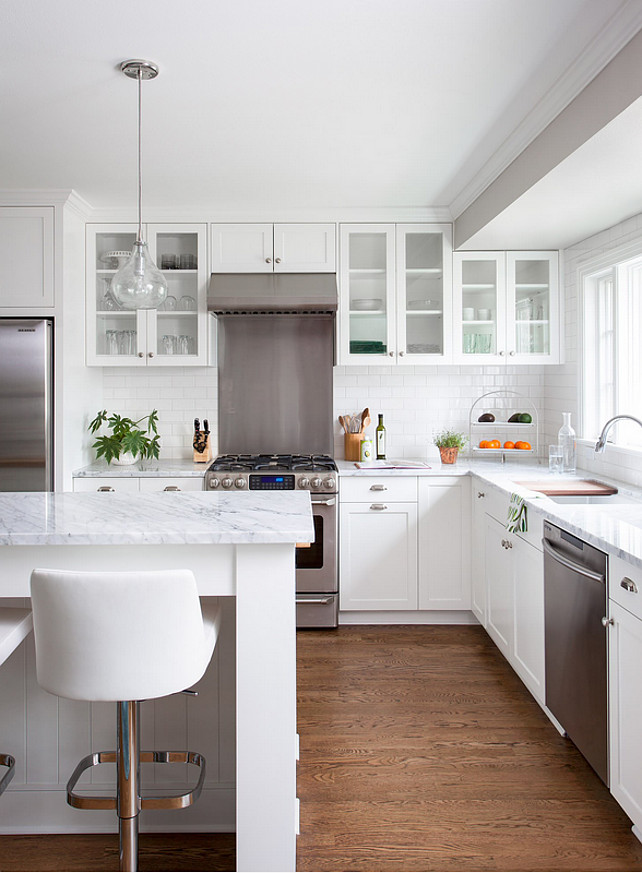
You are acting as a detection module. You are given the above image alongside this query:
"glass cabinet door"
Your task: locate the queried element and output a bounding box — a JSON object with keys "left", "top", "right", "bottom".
{"left": 340, "top": 224, "right": 395, "bottom": 362}
{"left": 148, "top": 226, "right": 205, "bottom": 365}
{"left": 396, "top": 224, "right": 451, "bottom": 361}
{"left": 507, "top": 252, "right": 558, "bottom": 361}
{"left": 453, "top": 252, "right": 505, "bottom": 360}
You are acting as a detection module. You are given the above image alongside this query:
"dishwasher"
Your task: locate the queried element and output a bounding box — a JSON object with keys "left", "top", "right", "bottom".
{"left": 542, "top": 520, "right": 609, "bottom": 785}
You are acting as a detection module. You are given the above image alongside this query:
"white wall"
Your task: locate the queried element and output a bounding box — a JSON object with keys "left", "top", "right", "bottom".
{"left": 102, "top": 367, "right": 218, "bottom": 460}
{"left": 542, "top": 210, "right": 642, "bottom": 487}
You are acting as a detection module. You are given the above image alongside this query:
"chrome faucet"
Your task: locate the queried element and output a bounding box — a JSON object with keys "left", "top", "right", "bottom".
{"left": 594, "top": 415, "right": 642, "bottom": 453}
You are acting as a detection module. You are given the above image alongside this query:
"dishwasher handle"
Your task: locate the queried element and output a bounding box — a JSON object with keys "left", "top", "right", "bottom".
{"left": 542, "top": 537, "right": 605, "bottom": 583}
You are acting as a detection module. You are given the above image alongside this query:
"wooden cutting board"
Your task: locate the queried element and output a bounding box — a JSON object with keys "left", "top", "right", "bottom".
{"left": 513, "top": 478, "right": 618, "bottom": 496}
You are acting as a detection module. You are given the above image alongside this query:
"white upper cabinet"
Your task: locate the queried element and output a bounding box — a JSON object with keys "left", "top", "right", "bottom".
{"left": 0, "top": 206, "right": 54, "bottom": 308}
{"left": 210, "top": 223, "right": 336, "bottom": 273}
{"left": 338, "top": 223, "right": 452, "bottom": 365}
{"left": 453, "top": 250, "right": 559, "bottom": 364}
{"left": 86, "top": 223, "right": 209, "bottom": 367}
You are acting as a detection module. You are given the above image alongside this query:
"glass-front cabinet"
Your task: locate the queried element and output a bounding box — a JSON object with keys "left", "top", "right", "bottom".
{"left": 339, "top": 223, "right": 452, "bottom": 364}
{"left": 86, "top": 223, "right": 208, "bottom": 366}
{"left": 453, "top": 250, "right": 559, "bottom": 364}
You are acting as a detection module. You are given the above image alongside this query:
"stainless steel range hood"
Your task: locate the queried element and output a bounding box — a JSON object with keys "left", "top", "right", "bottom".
{"left": 208, "top": 272, "right": 337, "bottom": 313}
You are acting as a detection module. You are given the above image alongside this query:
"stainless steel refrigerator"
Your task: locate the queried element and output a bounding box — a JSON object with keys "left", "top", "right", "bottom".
{"left": 0, "top": 319, "right": 53, "bottom": 491}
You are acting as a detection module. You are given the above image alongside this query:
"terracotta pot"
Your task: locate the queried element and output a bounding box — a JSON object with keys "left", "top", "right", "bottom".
{"left": 438, "top": 446, "right": 459, "bottom": 465}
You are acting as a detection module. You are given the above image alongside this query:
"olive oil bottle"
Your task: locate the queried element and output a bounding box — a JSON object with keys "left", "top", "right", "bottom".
{"left": 376, "top": 414, "right": 386, "bottom": 460}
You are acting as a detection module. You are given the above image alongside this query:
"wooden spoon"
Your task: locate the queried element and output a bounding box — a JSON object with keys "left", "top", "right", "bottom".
{"left": 360, "top": 407, "right": 370, "bottom": 433}
{"left": 338, "top": 415, "right": 348, "bottom": 434}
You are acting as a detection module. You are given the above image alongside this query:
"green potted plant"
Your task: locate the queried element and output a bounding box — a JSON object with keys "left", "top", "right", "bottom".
{"left": 433, "top": 428, "right": 467, "bottom": 465}
{"left": 88, "top": 409, "right": 160, "bottom": 465}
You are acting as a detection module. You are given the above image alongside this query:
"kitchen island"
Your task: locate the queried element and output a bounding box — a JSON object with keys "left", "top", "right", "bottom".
{"left": 0, "top": 490, "right": 313, "bottom": 873}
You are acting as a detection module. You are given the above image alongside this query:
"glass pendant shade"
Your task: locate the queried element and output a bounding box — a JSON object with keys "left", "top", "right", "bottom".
{"left": 111, "top": 240, "right": 167, "bottom": 310}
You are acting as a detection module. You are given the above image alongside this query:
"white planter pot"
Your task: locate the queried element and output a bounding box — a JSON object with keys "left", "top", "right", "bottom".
{"left": 111, "top": 451, "right": 138, "bottom": 466}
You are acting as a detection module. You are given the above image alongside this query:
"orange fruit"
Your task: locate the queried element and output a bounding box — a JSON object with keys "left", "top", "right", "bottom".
{"left": 515, "top": 441, "right": 532, "bottom": 450}
{"left": 503, "top": 441, "right": 515, "bottom": 450}
{"left": 479, "top": 440, "right": 489, "bottom": 449}
{"left": 489, "top": 439, "right": 501, "bottom": 448}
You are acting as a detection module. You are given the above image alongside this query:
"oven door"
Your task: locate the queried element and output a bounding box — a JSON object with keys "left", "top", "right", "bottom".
{"left": 295, "top": 494, "right": 337, "bottom": 594}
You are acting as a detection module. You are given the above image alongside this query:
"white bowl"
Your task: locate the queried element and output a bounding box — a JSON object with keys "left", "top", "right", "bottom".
{"left": 101, "top": 250, "right": 131, "bottom": 268}
{"left": 352, "top": 298, "right": 382, "bottom": 311}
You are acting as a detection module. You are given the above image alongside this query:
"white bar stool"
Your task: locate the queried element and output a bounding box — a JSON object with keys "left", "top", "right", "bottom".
{"left": 30, "top": 568, "right": 221, "bottom": 873}
{"left": 0, "top": 607, "right": 33, "bottom": 796}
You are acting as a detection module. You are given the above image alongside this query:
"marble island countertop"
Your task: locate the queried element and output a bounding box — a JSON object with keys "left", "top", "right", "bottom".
{"left": 0, "top": 490, "right": 313, "bottom": 546}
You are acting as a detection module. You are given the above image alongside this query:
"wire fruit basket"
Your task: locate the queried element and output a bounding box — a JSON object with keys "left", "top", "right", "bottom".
{"left": 469, "top": 390, "right": 538, "bottom": 462}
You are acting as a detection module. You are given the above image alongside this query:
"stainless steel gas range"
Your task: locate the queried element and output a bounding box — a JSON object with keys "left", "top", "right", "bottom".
{"left": 205, "top": 454, "right": 338, "bottom": 628}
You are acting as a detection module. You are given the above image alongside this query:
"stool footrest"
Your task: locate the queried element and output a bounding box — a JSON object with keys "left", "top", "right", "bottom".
{"left": 0, "top": 753, "right": 15, "bottom": 796}
{"left": 66, "top": 750, "right": 206, "bottom": 811}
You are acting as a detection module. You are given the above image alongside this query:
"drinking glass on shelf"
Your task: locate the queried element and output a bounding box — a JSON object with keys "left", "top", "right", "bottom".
{"left": 178, "top": 335, "right": 191, "bottom": 355}
{"left": 549, "top": 444, "right": 563, "bottom": 474}
{"left": 179, "top": 295, "right": 196, "bottom": 311}
{"left": 160, "top": 254, "right": 177, "bottom": 270}
{"left": 105, "top": 330, "right": 119, "bottom": 356}
{"left": 179, "top": 253, "right": 197, "bottom": 270}
{"left": 164, "top": 295, "right": 177, "bottom": 311}
{"left": 463, "top": 333, "right": 476, "bottom": 354}
{"left": 161, "top": 334, "right": 176, "bottom": 355}
{"left": 477, "top": 334, "right": 491, "bottom": 354}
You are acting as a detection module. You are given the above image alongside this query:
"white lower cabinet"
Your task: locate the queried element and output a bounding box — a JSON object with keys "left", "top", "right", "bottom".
{"left": 484, "top": 513, "right": 545, "bottom": 703}
{"left": 339, "top": 475, "right": 470, "bottom": 614}
{"left": 72, "top": 475, "right": 204, "bottom": 492}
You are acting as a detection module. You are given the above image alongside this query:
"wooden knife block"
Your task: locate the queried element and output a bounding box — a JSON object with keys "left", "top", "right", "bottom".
{"left": 193, "top": 432, "right": 212, "bottom": 463}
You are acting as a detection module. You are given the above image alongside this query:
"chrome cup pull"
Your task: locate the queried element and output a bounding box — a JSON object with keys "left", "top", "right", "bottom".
{"left": 163, "top": 485, "right": 181, "bottom": 491}
{"left": 620, "top": 577, "right": 639, "bottom": 594}
{"left": 369, "top": 484, "right": 387, "bottom": 491}
{"left": 370, "top": 503, "right": 388, "bottom": 511}
{"left": 97, "top": 486, "right": 115, "bottom": 492}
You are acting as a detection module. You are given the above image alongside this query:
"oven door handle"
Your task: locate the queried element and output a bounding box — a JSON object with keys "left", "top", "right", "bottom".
{"left": 296, "top": 596, "right": 334, "bottom": 605}
{"left": 311, "top": 498, "right": 336, "bottom": 506}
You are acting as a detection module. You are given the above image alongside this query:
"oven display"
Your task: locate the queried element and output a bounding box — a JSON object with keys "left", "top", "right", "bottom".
{"left": 249, "top": 474, "right": 295, "bottom": 491}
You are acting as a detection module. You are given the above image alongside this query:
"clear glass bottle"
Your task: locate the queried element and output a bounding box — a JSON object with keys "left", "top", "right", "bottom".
{"left": 558, "top": 412, "right": 576, "bottom": 474}
{"left": 376, "top": 414, "right": 386, "bottom": 460}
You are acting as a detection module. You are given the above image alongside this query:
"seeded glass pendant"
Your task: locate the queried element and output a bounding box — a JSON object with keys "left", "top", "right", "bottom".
{"left": 111, "top": 60, "right": 167, "bottom": 311}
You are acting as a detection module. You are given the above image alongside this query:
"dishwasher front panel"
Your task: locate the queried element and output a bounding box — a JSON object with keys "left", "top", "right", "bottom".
{"left": 543, "top": 521, "right": 609, "bottom": 785}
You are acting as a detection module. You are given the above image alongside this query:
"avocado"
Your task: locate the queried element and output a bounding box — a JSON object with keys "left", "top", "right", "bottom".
{"left": 519, "top": 413, "right": 532, "bottom": 423}
{"left": 508, "top": 413, "right": 521, "bottom": 423}
{"left": 478, "top": 413, "right": 495, "bottom": 423}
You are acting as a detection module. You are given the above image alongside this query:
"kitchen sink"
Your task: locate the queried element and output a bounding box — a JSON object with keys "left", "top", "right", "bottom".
{"left": 547, "top": 493, "right": 642, "bottom": 505}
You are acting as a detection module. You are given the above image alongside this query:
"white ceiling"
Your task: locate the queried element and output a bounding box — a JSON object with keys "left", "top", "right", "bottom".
{"left": 0, "top": 0, "right": 640, "bottom": 245}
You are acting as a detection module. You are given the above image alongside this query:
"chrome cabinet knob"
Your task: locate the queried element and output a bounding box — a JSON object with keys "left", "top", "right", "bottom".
{"left": 399, "top": 350, "right": 406, "bottom": 357}
{"left": 509, "top": 350, "right": 516, "bottom": 356}
{"left": 602, "top": 616, "right": 615, "bottom": 627}
{"left": 388, "top": 351, "right": 394, "bottom": 357}
{"left": 265, "top": 257, "right": 272, "bottom": 263}
{"left": 499, "top": 350, "right": 505, "bottom": 356}
{"left": 275, "top": 258, "right": 281, "bottom": 264}
{"left": 148, "top": 351, "right": 154, "bottom": 358}
{"left": 138, "top": 352, "right": 144, "bottom": 358}
{"left": 477, "top": 491, "right": 485, "bottom": 498}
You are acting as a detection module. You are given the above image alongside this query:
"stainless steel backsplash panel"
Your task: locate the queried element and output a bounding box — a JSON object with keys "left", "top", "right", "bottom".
{"left": 217, "top": 314, "right": 334, "bottom": 456}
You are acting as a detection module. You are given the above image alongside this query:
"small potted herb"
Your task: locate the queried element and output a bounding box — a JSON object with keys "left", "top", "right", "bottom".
{"left": 88, "top": 410, "right": 160, "bottom": 465}
{"left": 433, "top": 428, "right": 467, "bottom": 465}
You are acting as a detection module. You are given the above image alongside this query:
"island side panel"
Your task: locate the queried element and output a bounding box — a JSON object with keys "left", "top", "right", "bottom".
{"left": 235, "top": 543, "right": 297, "bottom": 873}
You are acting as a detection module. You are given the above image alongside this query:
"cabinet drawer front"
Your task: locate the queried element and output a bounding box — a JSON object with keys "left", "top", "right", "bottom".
{"left": 340, "top": 476, "right": 417, "bottom": 503}
{"left": 610, "top": 554, "right": 642, "bottom": 621}
{"left": 139, "top": 477, "right": 204, "bottom": 492}
{"left": 72, "top": 476, "right": 140, "bottom": 492}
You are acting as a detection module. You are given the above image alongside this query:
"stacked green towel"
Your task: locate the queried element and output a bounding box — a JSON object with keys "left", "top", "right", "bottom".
{"left": 507, "top": 493, "right": 528, "bottom": 533}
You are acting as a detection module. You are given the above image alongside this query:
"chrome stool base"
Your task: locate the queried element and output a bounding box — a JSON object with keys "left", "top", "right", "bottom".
{"left": 0, "top": 753, "right": 15, "bottom": 796}
{"left": 65, "top": 702, "right": 206, "bottom": 872}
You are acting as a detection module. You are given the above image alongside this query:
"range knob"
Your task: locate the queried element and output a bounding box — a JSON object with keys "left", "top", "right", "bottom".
{"left": 234, "top": 477, "right": 246, "bottom": 489}
{"left": 221, "top": 477, "right": 233, "bottom": 489}
{"left": 298, "top": 477, "right": 310, "bottom": 489}
{"left": 311, "top": 477, "right": 322, "bottom": 490}
{"left": 208, "top": 477, "right": 220, "bottom": 489}
{"left": 324, "top": 477, "right": 336, "bottom": 490}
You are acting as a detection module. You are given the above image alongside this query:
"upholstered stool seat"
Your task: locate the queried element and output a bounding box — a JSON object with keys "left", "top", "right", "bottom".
{"left": 30, "top": 569, "right": 221, "bottom": 872}
{"left": 0, "top": 607, "right": 33, "bottom": 797}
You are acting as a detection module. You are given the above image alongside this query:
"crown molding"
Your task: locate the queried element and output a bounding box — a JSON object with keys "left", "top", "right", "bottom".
{"left": 449, "top": 0, "right": 642, "bottom": 219}
{"left": 85, "top": 205, "right": 453, "bottom": 224}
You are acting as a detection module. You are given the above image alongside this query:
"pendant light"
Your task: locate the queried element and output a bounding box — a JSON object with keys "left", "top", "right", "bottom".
{"left": 111, "top": 59, "right": 167, "bottom": 310}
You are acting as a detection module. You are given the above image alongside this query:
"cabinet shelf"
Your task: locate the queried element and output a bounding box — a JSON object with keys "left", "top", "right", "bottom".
{"left": 349, "top": 309, "right": 385, "bottom": 316}
{"left": 471, "top": 421, "right": 534, "bottom": 429}
{"left": 348, "top": 268, "right": 386, "bottom": 275}
{"left": 405, "top": 268, "right": 442, "bottom": 276}
{"left": 461, "top": 283, "right": 496, "bottom": 290}
{"left": 406, "top": 310, "right": 442, "bottom": 316}
{"left": 463, "top": 319, "right": 494, "bottom": 325}
{"left": 472, "top": 447, "right": 535, "bottom": 454}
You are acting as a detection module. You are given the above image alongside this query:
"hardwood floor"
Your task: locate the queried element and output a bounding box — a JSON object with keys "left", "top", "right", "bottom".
{"left": 296, "top": 625, "right": 642, "bottom": 872}
{"left": 3, "top": 624, "right": 642, "bottom": 871}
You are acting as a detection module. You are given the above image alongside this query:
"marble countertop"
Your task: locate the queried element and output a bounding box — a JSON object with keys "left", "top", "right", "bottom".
{"left": 338, "top": 457, "right": 642, "bottom": 567}
{"left": 73, "top": 459, "right": 208, "bottom": 478}
{"left": 0, "top": 491, "right": 314, "bottom": 546}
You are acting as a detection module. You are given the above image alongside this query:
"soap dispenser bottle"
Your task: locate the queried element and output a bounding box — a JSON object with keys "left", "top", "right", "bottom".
{"left": 558, "top": 412, "right": 576, "bottom": 474}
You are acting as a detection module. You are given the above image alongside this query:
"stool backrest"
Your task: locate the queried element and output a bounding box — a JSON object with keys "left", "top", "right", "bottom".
{"left": 31, "top": 568, "right": 209, "bottom": 702}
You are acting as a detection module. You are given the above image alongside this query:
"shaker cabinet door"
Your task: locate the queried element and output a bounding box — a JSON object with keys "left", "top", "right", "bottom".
{"left": 0, "top": 207, "right": 54, "bottom": 308}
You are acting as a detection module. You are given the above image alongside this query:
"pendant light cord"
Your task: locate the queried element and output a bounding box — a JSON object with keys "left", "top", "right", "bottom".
{"left": 137, "top": 67, "right": 143, "bottom": 243}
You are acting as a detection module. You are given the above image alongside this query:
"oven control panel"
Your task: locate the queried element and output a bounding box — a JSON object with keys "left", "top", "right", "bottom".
{"left": 206, "top": 471, "right": 337, "bottom": 493}
{"left": 249, "top": 474, "right": 295, "bottom": 491}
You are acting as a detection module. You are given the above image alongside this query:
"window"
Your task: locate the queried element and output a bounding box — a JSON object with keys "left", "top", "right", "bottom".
{"left": 582, "top": 254, "right": 642, "bottom": 447}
